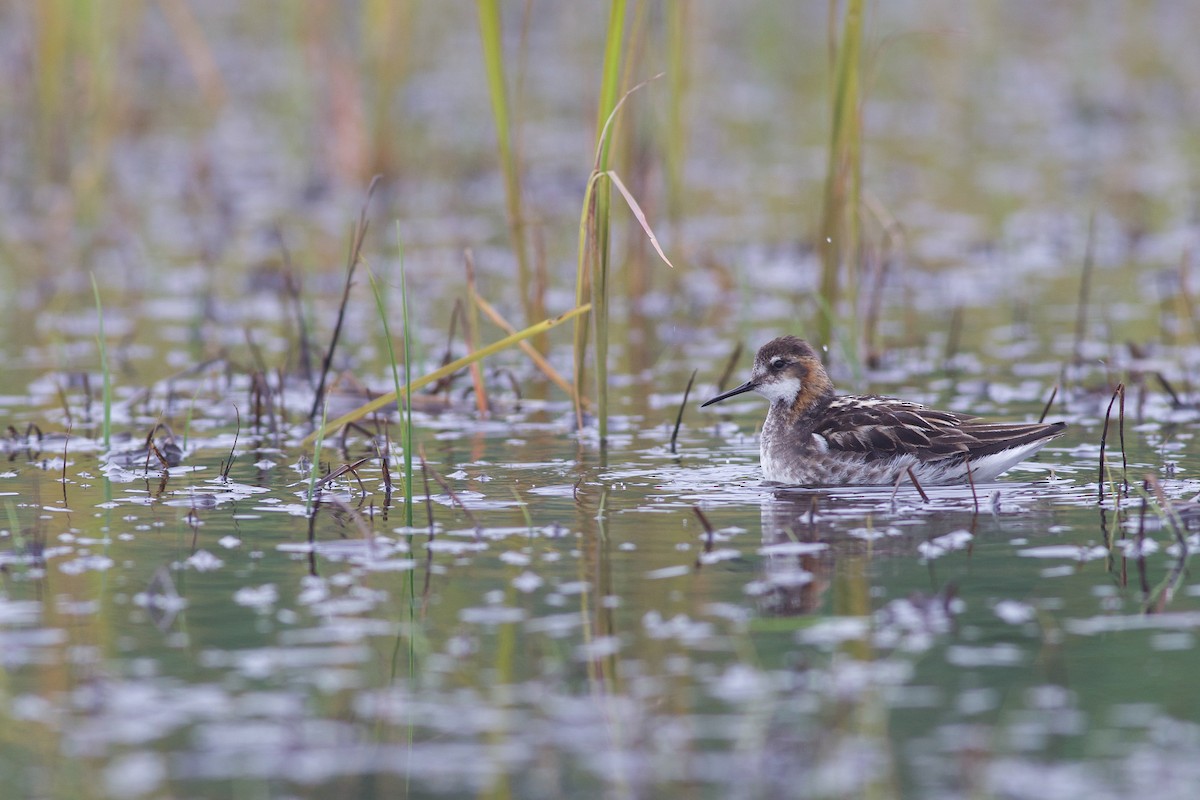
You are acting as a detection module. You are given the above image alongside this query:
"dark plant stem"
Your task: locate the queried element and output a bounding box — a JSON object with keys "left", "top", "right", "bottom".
{"left": 1097, "top": 383, "right": 1123, "bottom": 504}
{"left": 669, "top": 370, "right": 697, "bottom": 454}
{"left": 310, "top": 176, "right": 380, "bottom": 420}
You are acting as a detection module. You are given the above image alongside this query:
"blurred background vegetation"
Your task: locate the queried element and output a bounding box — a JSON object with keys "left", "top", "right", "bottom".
{"left": 2, "top": 1, "right": 1198, "bottom": 386}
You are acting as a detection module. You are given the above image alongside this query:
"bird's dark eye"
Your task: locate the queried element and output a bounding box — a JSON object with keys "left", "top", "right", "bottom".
{"left": 769, "top": 357, "right": 787, "bottom": 372}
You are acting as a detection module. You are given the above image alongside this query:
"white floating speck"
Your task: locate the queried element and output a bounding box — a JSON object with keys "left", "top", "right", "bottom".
{"left": 233, "top": 584, "right": 278, "bottom": 608}
{"left": 460, "top": 606, "right": 526, "bottom": 624}
{"left": 918, "top": 529, "right": 974, "bottom": 560}
{"left": 697, "top": 548, "right": 740, "bottom": 565}
{"left": 1017, "top": 545, "right": 1108, "bottom": 561}
{"left": 1114, "top": 538, "right": 1159, "bottom": 558}
{"left": 184, "top": 550, "right": 224, "bottom": 571}
{"left": 58, "top": 555, "right": 115, "bottom": 575}
{"left": 512, "top": 571, "right": 543, "bottom": 593}
{"left": 994, "top": 600, "right": 1037, "bottom": 625}
{"left": 945, "top": 643, "right": 1024, "bottom": 667}
{"left": 645, "top": 565, "right": 690, "bottom": 580}
{"left": 758, "top": 541, "right": 829, "bottom": 556}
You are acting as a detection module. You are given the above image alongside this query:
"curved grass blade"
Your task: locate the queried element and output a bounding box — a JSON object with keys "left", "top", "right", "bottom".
{"left": 605, "top": 169, "right": 674, "bottom": 269}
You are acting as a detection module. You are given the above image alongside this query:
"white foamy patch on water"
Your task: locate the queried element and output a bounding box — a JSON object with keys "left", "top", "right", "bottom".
{"left": 917, "top": 529, "right": 974, "bottom": 560}
{"left": 183, "top": 550, "right": 224, "bottom": 571}
{"left": 512, "top": 571, "right": 543, "bottom": 593}
{"left": 233, "top": 584, "right": 278, "bottom": 608}
{"left": 59, "top": 555, "right": 115, "bottom": 575}
{"left": 758, "top": 541, "right": 828, "bottom": 556}
{"left": 645, "top": 565, "right": 690, "bottom": 580}
{"left": 1017, "top": 545, "right": 1108, "bottom": 561}
{"left": 946, "top": 644, "right": 1025, "bottom": 667}
{"left": 994, "top": 600, "right": 1037, "bottom": 625}
{"left": 459, "top": 606, "right": 525, "bottom": 625}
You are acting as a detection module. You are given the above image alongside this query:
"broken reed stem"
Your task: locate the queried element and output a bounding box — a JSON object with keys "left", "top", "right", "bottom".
{"left": 310, "top": 176, "right": 380, "bottom": 420}
{"left": 1072, "top": 212, "right": 1096, "bottom": 365}
{"left": 1038, "top": 383, "right": 1059, "bottom": 424}
{"left": 669, "top": 370, "right": 697, "bottom": 454}
{"left": 1097, "top": 382, "right": 1124, "bottom": 504}
{"left": 313, "top": 456, "right": 373, "bottom": 493}
{"left": 303, "top": 303, "right": 590, "bottom": 447}
{"left": 472, "top": 293, "right": 587, "bottom": 408}
{"left": 463, "top": 250, "right": 491, "bottom": 416}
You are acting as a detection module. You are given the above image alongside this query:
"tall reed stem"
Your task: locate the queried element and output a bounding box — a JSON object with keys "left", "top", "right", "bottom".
{"left": 477, "top": 0, "right": 544, "bottom": 346}
{"left": 574, "top": 0, "right": 628, "bottom": 443}
{"left": 816, "top": 0, "right": 864, "bottom": 359}
{"left": 90, "top": 273, "right": 112, "bottom": 452}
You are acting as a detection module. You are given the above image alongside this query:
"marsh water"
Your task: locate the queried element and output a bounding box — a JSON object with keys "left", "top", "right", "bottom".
{"left": 4, "top": 2, "right": 1200, "bottom": 798}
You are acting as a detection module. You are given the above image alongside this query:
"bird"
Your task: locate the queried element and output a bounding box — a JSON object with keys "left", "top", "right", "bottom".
{"left": 700, "top": 336, "right": 1066, "bottom": 486}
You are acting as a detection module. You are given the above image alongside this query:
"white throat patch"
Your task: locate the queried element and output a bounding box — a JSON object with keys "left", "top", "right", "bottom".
{"left": 756, "top": 376, "right": 802, "bottom": 406}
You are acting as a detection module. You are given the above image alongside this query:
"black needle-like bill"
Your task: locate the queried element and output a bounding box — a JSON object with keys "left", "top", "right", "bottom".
{"left": 700, "top": 379, "right": 756, "bottom": 407}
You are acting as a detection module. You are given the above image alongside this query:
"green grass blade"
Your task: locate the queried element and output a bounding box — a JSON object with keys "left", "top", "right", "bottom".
{"left": 368, "top": 258, "right": 408, "bottom": 526}
{"left": 477, "top": 0, "right": 541, "bottom": 340}
{"left": 816, "top": 0, "right": 864, "bottom": 356}
{"left": 90, "top": 272, "right": 112, "bottom": 452}
{"left": 398, "top": 232, "right": 415, "bottom": 528}
{"left": 590, "top": 0, "right": 628, "bottom": 445}
{"left": 595, "top": 0, "right": 628, "bottom": 167}
{"left": 305, "top": 398, "right": 329, "bottom": 518}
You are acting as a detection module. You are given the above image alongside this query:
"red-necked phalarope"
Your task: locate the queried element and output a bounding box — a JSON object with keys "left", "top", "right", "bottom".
{"left": 701, "top": 336, "right": 1067, "bottom": 486}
